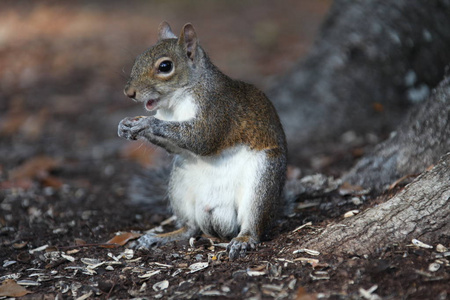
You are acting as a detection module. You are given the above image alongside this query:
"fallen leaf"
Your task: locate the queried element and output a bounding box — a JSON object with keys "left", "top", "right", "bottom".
{"left": 5, "top": 155, "right": 63, "bottom": 189}
{"left": 9, "top": 155, "right": 60, "bottom": 181}
{"left": 40, "top": 175, "right": 63, "bottom": 188}
{"left": 296, "top": 287, "right": 317, "bottom": 300}
{"left": 101, "top": 232, "right": 141, "bottom": 248}
{"left": 0, "top": 279, "right": 32, "bottom": 297}
{"left": 74, "top": 238, "right": 87, "bottom": 245}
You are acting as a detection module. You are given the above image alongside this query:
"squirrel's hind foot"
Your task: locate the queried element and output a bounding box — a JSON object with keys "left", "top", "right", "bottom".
{"left": 227, "top": 236, "right": 258, "bottom": 260}
{"left": 131, "top": 226, "right": 197, "bottom": 250}
{"left": 130, "top": 232, "right": 162, "bottom": 250}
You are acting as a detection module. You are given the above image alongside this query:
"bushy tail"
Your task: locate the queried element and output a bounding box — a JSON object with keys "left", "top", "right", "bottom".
{"left": 128, "top": 165, "right": 171, "bottom": 214}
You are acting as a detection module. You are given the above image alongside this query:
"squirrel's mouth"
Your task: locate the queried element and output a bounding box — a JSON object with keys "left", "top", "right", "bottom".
{"left": 145, "top": 99, "right": 159, "bottom": 111}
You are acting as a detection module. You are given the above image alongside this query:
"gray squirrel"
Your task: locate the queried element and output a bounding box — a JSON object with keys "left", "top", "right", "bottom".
{"left": 118, "top": 22, "right": 287, "bottom": 259}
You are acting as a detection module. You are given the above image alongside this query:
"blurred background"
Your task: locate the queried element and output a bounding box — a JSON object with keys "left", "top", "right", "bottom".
{"left": 2, "top": 3, "right": 449, "bottom": 299}
{"left": 0, "top": 0, "right": 330, "bottom": 187}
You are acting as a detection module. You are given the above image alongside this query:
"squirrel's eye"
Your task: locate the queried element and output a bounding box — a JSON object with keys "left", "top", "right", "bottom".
{"left": 158, "top": 60, "right": 173, "bottom": 73}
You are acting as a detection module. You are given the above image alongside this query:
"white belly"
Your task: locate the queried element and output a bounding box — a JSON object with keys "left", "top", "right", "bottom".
{"left": 168, "top": 145, "right": 266, "bottom": 239}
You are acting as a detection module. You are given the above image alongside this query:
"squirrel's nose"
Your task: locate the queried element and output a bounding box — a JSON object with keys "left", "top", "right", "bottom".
{"left": 124, "top": 86, "right": 137, "bottom": 99}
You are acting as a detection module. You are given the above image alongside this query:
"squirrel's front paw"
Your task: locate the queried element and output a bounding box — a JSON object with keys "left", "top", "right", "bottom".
{"left": 227, "top": 236, "right": 257, "bottom": 260}
{"left": 118, "top": 116, "right": 149, "bottom": 140}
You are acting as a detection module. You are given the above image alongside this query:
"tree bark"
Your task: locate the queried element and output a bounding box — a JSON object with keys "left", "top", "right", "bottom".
{"left": 269, "top": 0, "right": 450, "bottom": 163}
{"left": 276, "top": 0, "right": 450, "bottom": 257}
{"left": 343, "top": 77, "right": 450, "bottom": 191}
{"left": 302, "top": 153, "right": 450, "bottom": 256}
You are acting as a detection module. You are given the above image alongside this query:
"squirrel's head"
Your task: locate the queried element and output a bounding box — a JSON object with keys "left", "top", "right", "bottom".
{"left": 124, "top": 22, "right": 202, "bottom": 112}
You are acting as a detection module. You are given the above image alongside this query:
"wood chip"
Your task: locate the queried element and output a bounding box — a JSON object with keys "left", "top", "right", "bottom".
{"left": 3, "top": 260, "right": 16, "bottom": 267}
{"left": 75, "top": 290, "right": 93, "bottom": 300}
{"left": 87, "top": 262, "right": 105, "bottom": 270}
{"left": 0, "top": 273, "right": 21, "bottom": 281}
{"left": 160, "top": 216, "right": 177, "bottom": 226}
{"left": 29, "top": 244, "right": 48, "bottom": 254}
{"left": 436, "top": 244, "right": 448, "bottom": 253}
{"left": 152, "top": 262, "right": 173, "bottom": 268}
{"left": 294, "top": 257, "right": 319, "bottom": 266}
{"left": 412, "top": 239, "right": 433, "bottom": 249}
{"left": 139, "top": 282, "right": 148, "bottom": 292}
{"left": 414, "top": 269, "right": 434, "bottom": 278}
{"left": 200, "top": 290, "right": 225, "bottom": 296}
{"left": 293, "top": 248, "right": 320, "bottom": 256}
{"left": 344, "top": 210, "right": 360, "bottom": 218}
{"left": 428, "top": 262, "right": 440, "bottom": 272}
{"left": 12, "top": 242, "right": 28, "bottom": 249}
{"left": 138, "top": 270, "right": 161, "bottom": 279}
{"left": 292, "top": 222, "right": 313, "bottom": 232}
{"left": 81, "top": 258, "right": 102, "bottom": 265}
{"left": 288, "top": 279, "right": 297, "bottom": 290}
{"left": 61, "top": 254, "right": 75, "bottom": 262}
{"left": 17, "top": 280, "right": 40, "bottom": 286}
{"left": 359, "top": 285, "right": 381, "bottom": 300}
{"left": 297, "top": 202, "right": 321, "bottom": 210}
{"left": 339, "top": 181, "right": 370, "bottom": 196}
{"left": 309, "top": 271, "right": 330, "bottom": 280}
{"left": 262, "top": 284, "right": 283, "bottom": 292}
{"left": 66, "top": 249, "right": 80, "bottom": 255}
{"left": 275, "top": 258, "right": 294, "bottom": 264}
{"left": 188, "top": 262, "right": 208, "bottom": 273}
{"left": 108, "top": 252, "right": 120, "bottom": 261}
{"left": 247, "top": 269, "right": 267, "bottom": 276}
{"left": 122, "top": 248, "right": 134, "bottom": 260}
{"left": 153, "top": 280, "right": 169, "bottom": 291}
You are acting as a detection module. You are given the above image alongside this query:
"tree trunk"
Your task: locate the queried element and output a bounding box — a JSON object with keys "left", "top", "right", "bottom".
{"left": 301, "top": 77, "right": 450, "bottom": 255}
{"left": 302, "top": 153, "right": 450, "bottom": 256}
{"left": 277, "top": 0, "right": 450, "bottom": 257}
{"left": 269, "top": 0, "right": 450, "bottom": 163}
{"left": 343, "top": 77, "right": 450, "bottom": 191}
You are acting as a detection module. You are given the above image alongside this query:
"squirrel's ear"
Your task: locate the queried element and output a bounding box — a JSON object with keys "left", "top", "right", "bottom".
{"left": 158, "top": 21, "right": 177, "bottom": 40}
{"left": 179, "top": 23, "right": 197, "bottom": 61}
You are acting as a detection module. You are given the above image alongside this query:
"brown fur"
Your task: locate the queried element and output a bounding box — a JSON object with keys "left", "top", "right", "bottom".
{"left": 119, "top": 22, "right": 287, "bottom": 260}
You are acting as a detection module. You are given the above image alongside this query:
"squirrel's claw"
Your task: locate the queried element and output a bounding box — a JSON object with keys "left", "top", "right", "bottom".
{"left": 227, "top": 236, "right": 257, "bottom": 260}
{"left": 118, "top": 116, "right": 149, "bottom": 140}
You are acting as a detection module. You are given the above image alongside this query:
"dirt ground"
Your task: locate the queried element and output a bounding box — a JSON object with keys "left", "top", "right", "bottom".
{"left": 0, "top": 1, "right": 449, "bottom": 299}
